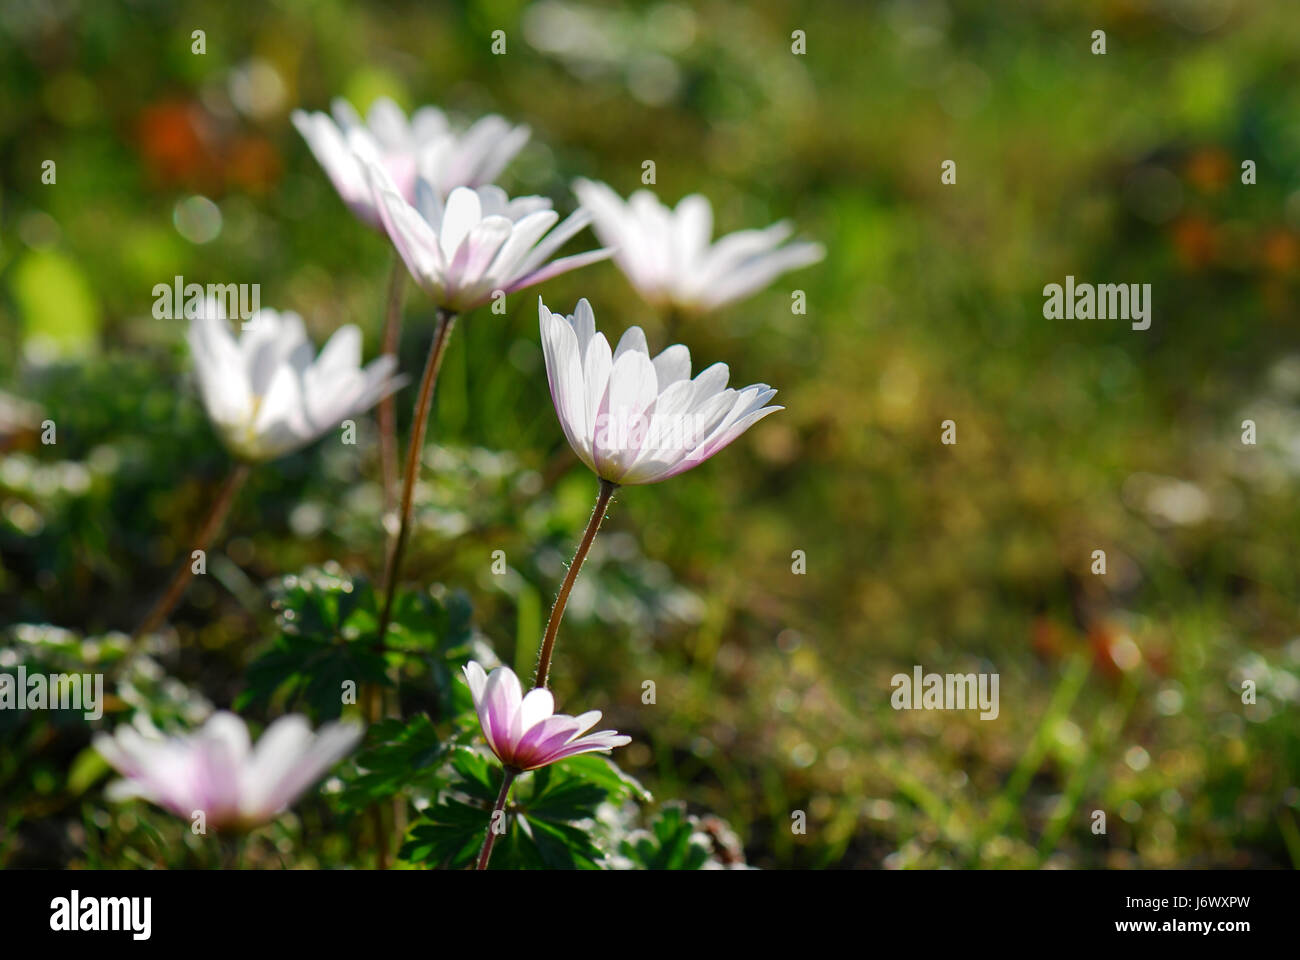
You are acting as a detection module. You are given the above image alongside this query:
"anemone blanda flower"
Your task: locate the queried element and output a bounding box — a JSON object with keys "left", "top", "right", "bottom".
{"left": 463, "top": 662, "right": 630, "bottom": 771}
{"left": 365, "top": 165, "right": 612, "bottom": 313}
{"left": 188, "top": 305, "right": 403, "bottom": 462}
{"left": 571, "top": 178, "right": 825, "bottom": 312}
{"left": 539, "top": 297, "right": 782, "bottom": 485}
{"left": 94, "top": 712, "right": 362, "bottom": 831}
{"left": 291, "top": 96, "right": 530, "bottom": 229}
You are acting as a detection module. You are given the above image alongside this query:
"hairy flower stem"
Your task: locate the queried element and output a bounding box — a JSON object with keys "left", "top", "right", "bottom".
{"left": 133, "top": 462, "right": 251, "bottom": 639}
{"left": 375, "top": 308, "right": 458, "bottom": 655}
{"left": 531, "top": 478, "right": 618, "bottom": 691}
{"left": 377, "top": 259, "right": 407, "bottom": 517}
{"left": 475, "top": 766, "right": 520, "bottom": 871}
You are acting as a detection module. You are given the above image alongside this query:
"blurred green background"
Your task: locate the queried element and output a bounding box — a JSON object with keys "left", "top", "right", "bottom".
{"left": 2, "top": 0, "right": 1299, "bottom": 868}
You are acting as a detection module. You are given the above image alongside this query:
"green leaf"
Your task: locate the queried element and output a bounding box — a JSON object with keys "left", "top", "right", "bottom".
{"left": 336, "top": 715, "right": 446, "bottom": 814}
{"left": 554, "top": 754, "right": 651, "bottom": 804}
{"left": 399, "top": 795, "right": 489, "bottom": 869}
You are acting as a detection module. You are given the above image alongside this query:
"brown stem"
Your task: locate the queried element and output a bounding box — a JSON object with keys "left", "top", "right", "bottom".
{"left": 475, "top": 766, "right": 519, "bottom": 871}
{"left": 531, "top": 478, "right": 617, "bottom": 691}
{"left": 377, "top": 259, "right": 406, "bottom": 517}
{"left": 133, "top": 462, "right": 250, "bottom": 638}
{"left": 375, "top": 309, "right": 458, "bottom": 653}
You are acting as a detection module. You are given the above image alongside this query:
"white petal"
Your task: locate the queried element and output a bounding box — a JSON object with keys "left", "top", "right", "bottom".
{"left": 518, "top": 688, "right": 556, "bottom": 734}
{"left": 652, "top": 343, "right": 692, "bottom": 388}
{"left": 439, "top": 187, "right": 483, "bottom": 263}
{"left": 612, "top": 325, "right": 650, "bottom": 363}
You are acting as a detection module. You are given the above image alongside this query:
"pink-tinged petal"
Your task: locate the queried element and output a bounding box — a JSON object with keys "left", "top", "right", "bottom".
{"left": 95, "top": 714, "right": 360, "bottom": 831}
{"left": 94, "top": 726, "right": 158, "bottom": 781}
{"left": 566, "top": 709, "right": 603, "bottom": 739}
{"left": 241, "top": 714, "right": 313, "bottom": 817}
{"left": 187, "top": 713, "right": 250, "bottom": 826}
{"left": 480, "top": 666, "right": 524, "bottom": 759}
{"left": 660, "top": 404, "right": 783, "bottom": 481}
{"left": 447, "top": 215, "right": 513, "bottom": 294}
{"left": 514, "top": 208, "right": 595, "bottom": 278}
{"left": 535, "top": 731, "right": 632, "bottom": 767}
{"left": 292, "top": 110, "right": 375, "bottom": 224}
{"left": 254, "top": 720, "right": 362, "bottom": 817}
{"left": 370, "top": 183, "right": 445, "bottom": 291}
{"left": 697, "top": 221, "right": 794, "bottom": 279}
{"left": 512, "top": 717, "right": 586, "bottom": 769}
{"left": 697, "top": 241, "right": 826, "bottom": 310}
{"left": 484, "top": 209, "right": 559, "bottom": 287}
{"left": 502, "top": 247, "right": 614, "bottom": 295}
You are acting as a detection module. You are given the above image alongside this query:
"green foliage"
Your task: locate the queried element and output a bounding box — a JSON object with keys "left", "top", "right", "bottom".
{"left": 401, "top": 749, "right": 654, "bottom": 870}
{"left": 335, "top": 714, "right": 448, "bottom": 814}
{"left": 620, "top": 805, "right": 711, "bottom": 871}
{"left": 237, "top": 565, "right": 389, "bottom": 720}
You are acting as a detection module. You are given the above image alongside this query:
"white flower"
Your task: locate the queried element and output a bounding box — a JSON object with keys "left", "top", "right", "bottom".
{"left": 367, "top": 167, "right": 612, "bottom": 312}
{"left": 291, "top": 96, "right": 530, "bottom": 229}
{"left": 94, "top": 712, "right": 362, "bottom": 832}
{"left": 539, "top": 297, "right": 782, "bottom": 484}
{"left": 187, "top": 306, "right": 403, "bottom": 462}
{"left": 572, "top": 178, "right": 825, "bottom": 311}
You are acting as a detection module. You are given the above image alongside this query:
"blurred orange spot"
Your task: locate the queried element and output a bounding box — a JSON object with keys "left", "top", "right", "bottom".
{"left": 136, "top": 98, "right": 281, "bottom": 196}
{"left": 1260, "top": 228, "right": 1299, "bottom": 275}
{"left": 1184, "top": 148, "right": 1230, "bottom": 194}
{"left": 227, "top": 136, "right": 281, "bottom": 194}
{"left": 1088, "top": 620, "right": 1139, "bottom": 679}
{"left": 137, "top": 101, "right": 213, "bottom": 186}
{"left": 1170, "top": 216, "right": 1216, "bottom": 270}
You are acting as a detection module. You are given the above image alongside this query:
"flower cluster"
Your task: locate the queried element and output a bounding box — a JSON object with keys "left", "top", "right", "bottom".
{"left": 102, "top": 91, "right": 819, "bottom": 868}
